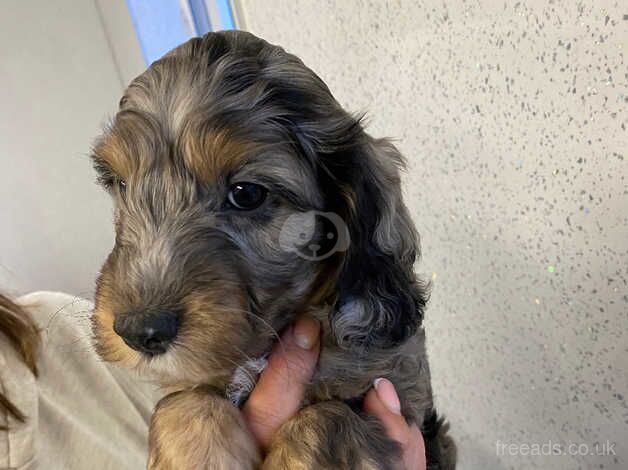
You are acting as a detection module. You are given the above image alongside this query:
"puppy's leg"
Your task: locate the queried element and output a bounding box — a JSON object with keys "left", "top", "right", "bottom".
{"left": 148, "top": 386, "right": 260, "bottom": 470}
{"left": 263, "top": 401, "right": 401, "bottom": 470}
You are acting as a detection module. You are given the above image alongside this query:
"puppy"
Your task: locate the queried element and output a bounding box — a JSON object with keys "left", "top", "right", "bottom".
{"left": 91, "top": 31, "right": 455, "bottom": 469}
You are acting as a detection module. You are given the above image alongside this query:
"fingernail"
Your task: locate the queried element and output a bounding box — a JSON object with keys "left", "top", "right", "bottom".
{"left": 293, "top": 316, "right": 320, "bottom": 350}
{"left": 373, "top": 378, "right": 402, "bottom": 415}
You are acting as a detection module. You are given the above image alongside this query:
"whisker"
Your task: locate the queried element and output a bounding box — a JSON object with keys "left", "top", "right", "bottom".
{"left": 231, "top": 344, "right": 254, "bottom": 363}
{"left": 224, "top": 357, "right": 256, "bottom": 386}
{"left": 42, "top": 295, "right": 93, "bottom": 332}
{"left": 227, "top": 307, "right": 284, "bottom": 344}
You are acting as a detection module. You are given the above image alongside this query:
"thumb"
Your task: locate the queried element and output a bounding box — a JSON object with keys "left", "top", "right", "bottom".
{"left": 242, "top": 316, "right": 320, "bottom": 450}
{"left": 363, "top": 378, "right": 427, "bottom": 470}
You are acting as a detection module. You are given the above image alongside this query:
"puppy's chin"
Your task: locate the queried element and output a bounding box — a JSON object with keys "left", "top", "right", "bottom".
{"left": 131, "top": 348, "right": 229, "bottom": 388}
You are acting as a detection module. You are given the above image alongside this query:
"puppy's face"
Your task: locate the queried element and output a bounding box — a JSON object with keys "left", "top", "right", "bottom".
{"left": 91, "top": 114, "right": 333, "bottom": 388}
{"left": 91, "top": 32, "right": 424, "bottom": 389}
{"left": 91, "top": 40, "right": 341, "bottom": 388}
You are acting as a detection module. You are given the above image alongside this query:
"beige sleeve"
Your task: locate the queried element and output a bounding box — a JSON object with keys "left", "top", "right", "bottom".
{"left": 0, "top": 329, "right": 38, "bottom": 470}
{"left": 0, "top": 291, "right": 161, "bottom": 470}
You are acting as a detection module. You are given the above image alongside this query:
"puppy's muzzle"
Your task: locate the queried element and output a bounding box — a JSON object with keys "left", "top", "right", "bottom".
{"left": 114, "top": 310, "right": 180, "bottom": 355}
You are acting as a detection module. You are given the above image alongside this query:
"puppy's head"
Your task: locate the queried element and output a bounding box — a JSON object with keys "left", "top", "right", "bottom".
{"left": 91, "top": 31, "right": 426, "bottom": 387}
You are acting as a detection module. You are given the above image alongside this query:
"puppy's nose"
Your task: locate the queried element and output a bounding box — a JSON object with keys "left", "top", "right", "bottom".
{"left": 113, "top": 310, "right": 179, "bottom": 355}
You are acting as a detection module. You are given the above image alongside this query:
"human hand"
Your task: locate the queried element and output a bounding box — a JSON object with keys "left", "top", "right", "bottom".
{"left": 242, "top": 316, "right": 321, "bottom": 450}
{"left": 241, "top": 316, "right": 426, "bottom": 469}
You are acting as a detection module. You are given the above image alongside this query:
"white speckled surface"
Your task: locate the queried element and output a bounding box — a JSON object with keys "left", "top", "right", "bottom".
{"left": 239, "top": 1, "right": 627, "bottom": 468}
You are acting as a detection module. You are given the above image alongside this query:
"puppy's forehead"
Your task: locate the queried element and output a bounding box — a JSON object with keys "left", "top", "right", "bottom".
{"left": 96, "top": 109, "right": 321, "bottom": 205}
{"left": 94, "top": 40, "right": 324, "bottom": 205}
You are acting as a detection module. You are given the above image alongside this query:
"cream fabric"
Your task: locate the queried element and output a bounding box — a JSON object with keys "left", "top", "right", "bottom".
{"left": 0, "top": 292, "right": 159, "bottom": 470}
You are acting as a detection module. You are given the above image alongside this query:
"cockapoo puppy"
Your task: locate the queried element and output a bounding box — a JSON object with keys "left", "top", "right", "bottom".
{"left": 91, "top": 30, "right": 455, "bottom": 469}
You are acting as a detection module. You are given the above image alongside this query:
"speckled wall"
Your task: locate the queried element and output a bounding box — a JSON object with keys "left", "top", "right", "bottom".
{"left": 239, "top": 1, "right": 627, "bottom": 468}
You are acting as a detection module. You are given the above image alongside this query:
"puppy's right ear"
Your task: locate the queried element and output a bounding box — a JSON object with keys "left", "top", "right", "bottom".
{"left": 324, "top": 137, "right": 429, "bottom": 350}
{"left": 282, "top": 89, "right": 427, "bottom": 350}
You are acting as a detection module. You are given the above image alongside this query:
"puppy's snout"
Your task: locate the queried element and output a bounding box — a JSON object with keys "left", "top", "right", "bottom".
{"left": 113, "top": 310, "right": 179, "bottom": 355}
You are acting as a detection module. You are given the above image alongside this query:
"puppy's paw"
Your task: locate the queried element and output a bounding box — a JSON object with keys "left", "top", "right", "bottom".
{"left": 148, "top": 386, "right": 260, "bottom": 470}
{"left": 262, "top": 401, "right": 400, "bottom": 470}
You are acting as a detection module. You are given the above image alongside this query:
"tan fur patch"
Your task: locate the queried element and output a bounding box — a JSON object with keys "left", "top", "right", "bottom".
{"left": 93, "top": 110, "right": 165, "bottom": 180}
{"left": 263, "top": 402, "right": 395, "bottom": 470}
{"left": 92, "top": 277, "right": 142, "bottom": 368}
{"left": 148, "top": 387, "right": 260, "bottom": 469}
{"left": 181, "top": 127, "right": 263, "bottom": 184}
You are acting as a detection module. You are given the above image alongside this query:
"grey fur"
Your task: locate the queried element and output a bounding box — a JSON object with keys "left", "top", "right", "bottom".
{"left": 91, "top": 30, "right": 455, "bottom": 469}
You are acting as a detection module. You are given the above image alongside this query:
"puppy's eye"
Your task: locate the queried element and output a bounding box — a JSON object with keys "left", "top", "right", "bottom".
{"left": 227, "top": 182, "right": 267, "bottom": 210}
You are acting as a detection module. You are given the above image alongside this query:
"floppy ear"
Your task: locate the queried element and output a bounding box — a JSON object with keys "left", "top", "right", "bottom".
{"left": 266, "top": 70, "right": 426, "bottom": 349}
{"left": 329, "top": 137, "right": 428, "bottom": 350}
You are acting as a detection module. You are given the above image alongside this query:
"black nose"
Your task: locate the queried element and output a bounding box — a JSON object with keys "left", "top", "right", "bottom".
{"left": 113, "top": 310, "right": 179, "bottom": 355}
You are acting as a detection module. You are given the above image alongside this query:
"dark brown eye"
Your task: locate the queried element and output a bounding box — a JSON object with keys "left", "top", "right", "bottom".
{"left": 227, "top": 183, "right": 267, "bottom": 210}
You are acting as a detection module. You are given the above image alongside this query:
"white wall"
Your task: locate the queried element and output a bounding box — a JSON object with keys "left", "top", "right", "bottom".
{"left": 239, "top": 1, "right": 627, "bottom": 468}
{"left": 0, "top": 0, "right": 144, "bottom": 297}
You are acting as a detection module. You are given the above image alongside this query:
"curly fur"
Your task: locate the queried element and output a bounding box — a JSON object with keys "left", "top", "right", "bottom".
{"left": 91, "top": 30, "right": 455, "bottom": 469}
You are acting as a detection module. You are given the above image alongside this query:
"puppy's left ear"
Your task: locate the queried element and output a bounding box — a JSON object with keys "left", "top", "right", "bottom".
{"left": 329, "top": 137, "right": 428, "bottom": 350}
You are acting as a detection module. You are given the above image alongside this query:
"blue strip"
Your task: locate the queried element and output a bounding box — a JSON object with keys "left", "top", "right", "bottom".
{"left": 188, "top": 0, "right": 212, "bottom": 35}
{"left": 125, "top": 0, "right": 196, "bottom": 65}
{"left": 215, "top": 0, "right": 235, "bottom": 30}
{"left": 125, "top": 0, "right": 235, "bottom": 65}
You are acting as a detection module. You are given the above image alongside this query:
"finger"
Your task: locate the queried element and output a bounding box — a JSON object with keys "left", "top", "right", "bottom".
{"left": 242, "top": 316, "right": 320, "bottom": 450}
{"left": 363, "top": 379, "right": 409, "bottom": 447}
{"left": 363, "top": 379, "right": 427, "bottom": 470}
